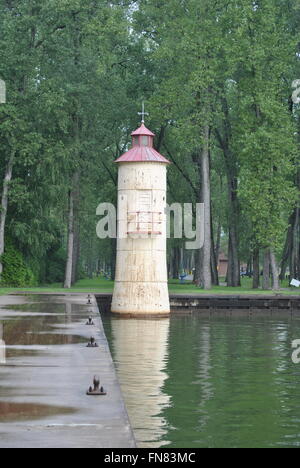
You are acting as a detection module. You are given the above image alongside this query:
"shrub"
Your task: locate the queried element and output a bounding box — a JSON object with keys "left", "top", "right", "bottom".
{"left": 1, "top": 243, "right": 37, "bottom": 287}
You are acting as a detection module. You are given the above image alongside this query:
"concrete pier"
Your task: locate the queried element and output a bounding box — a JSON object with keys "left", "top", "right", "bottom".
{"left": 0, "top": 294, "right": 136, "bottom": 448}
{"left": 97, "top": 293, "right": 300, "bottom": 316}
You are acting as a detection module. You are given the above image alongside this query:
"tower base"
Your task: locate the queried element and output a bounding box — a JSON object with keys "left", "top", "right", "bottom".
{"left": 111, "top": 281, "right": 170, "bottom": 316}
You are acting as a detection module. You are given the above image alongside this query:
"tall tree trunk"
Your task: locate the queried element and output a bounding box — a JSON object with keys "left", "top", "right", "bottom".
{"left": 0, "top": 149, "right": 16, "bottom": 278}
{"left": 270, "top": 249, "right": 280, "bottom": 290}
{"left": 64, "top": 186, "right": 74, "bottom": 289}
{"left": 262, "top": 249, "right": 271, "bottom": 290}
{"left": 64, "top": 170, "right": 80, "bottom": 289}
{"left": 252, "top": 248, "right": 260, "bottom": 289}
{"left": 246, "top": 258, "right": 252, "bottom": 276}
{"left": 172, "top": 247, "right": 180, "bottom": 280}
{"left": 201, "top": 125, "right": 212, "bottom": 290}
{"left": 71, "top": 177, "right": 80, "bottom": 286}
{"left": 280, "top": 210, "right": 295, "bottom": 280}
{"left": 291, "top": 207, "right": 300, "bottom": 279}
{"left": 227, "top": 229, "right": 241, "bottom": 287}
{"left": 64, "top": 189, "right": 74, "bottom": 289}
{"left": 210, "top": 213, "right": 219, "bottom": 286}
{"left": 211, "top": 246, "right": 219, "bottom": 286}
{"left": 226, "top": 176, "right": 240, "bottom": 287}
{"left": 87, "top": 259, "right": 93, "bottom": 279}
{"left": 194, "top": 247, "right": 204, "bottom": 287}
{"left": 65, "top": 11, "right": 82, "bottom": 289}
{"left": 193, "top": 192, "right": 203, "bottom": 286}
{"left": 190, "top": 250, "right": 195, "bottom": 274}
{"left": 71, "top": 219, "right": 80, "bottom": 286}
{"left": 215, "top": 216, "right": 221, "bottom": 263}
{"left": 215, "top": 97, "right": 240, "bottom": 287}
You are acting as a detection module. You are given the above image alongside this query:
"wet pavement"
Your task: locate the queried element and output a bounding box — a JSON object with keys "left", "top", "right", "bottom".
{"left": 0, "top": 294, "right": 136, "bottom": 448}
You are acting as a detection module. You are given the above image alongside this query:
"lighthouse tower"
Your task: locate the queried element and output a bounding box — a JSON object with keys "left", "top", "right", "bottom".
{"left": 111, "top": 118, "right": 170, "bottom": 317}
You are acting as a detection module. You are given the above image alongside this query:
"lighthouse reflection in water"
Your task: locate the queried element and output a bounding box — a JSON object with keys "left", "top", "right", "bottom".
{"left": 111, "top": 318, "right": 171, "bottom": 447}
{"left": 104, "top": 315, "right": 300, "bottom": 448}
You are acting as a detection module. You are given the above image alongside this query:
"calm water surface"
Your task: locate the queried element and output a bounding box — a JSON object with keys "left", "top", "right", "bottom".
{"left": 102, "top": 314, "right": 300, "bottom": 448}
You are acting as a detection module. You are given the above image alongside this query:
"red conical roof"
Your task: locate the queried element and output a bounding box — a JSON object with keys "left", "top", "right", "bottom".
{"left": 115, "top": 123, "right": 170, "bottom": 164}
{"left": 115, "top": 146, "right": 170, "bottom": 164}
{"left": 131, "top": 123, "right": 155, "bottom": 137}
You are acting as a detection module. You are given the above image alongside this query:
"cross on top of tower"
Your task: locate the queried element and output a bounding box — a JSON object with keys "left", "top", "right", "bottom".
{"left": 138, "top": 102, "right": 149, "bottom": 124}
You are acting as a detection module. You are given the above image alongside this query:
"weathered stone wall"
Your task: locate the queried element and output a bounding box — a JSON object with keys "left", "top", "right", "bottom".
{"left": 112, "top": 162, "right": 170, "bottom": 315}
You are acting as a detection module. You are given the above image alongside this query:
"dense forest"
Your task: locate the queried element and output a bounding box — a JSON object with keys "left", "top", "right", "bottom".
{"left": 0, "top": 0, "right": 300, "bottom": 290}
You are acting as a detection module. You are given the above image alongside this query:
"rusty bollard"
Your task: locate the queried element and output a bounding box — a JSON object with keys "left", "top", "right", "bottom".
{"left": 87, "top": 337, "right": 98, "bottom": 348}
{"left": 87, "top": 294, "right": 92, "bottom": 305}
{"left": 86, "top": 376, "right": 106, "bottom": 396}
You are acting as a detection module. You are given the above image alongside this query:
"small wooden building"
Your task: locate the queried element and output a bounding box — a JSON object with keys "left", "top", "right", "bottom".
{"left": 218, "top": 252, "right": 228, "bottom": 277}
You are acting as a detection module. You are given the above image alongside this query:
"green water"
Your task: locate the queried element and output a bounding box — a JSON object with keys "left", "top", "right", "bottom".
{"left": 102, "top": 314, "right": 300, "bottom": 448}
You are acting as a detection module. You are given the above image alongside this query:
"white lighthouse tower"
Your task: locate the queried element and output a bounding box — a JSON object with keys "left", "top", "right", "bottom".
{"left": 111, "top": 116, "right": 170, "bottom": 317}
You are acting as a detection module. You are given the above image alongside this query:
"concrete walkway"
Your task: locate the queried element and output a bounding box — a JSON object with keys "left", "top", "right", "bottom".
{"left": 0, "top": 294, "right": 136, "bottom": 448}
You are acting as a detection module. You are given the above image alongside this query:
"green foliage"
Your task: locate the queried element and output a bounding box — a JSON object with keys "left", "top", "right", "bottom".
{"left": 1, "top": 0, "right": 300, "bottom": 288}
{"left": 1, "top": 243, "right": 36, "bottom": 287}
{"left": 44, "top": 248, "right": 67, "bottom": 285}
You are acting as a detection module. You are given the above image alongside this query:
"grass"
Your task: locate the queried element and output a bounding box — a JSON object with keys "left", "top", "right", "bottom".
{"left": 0, "top": 276, "right": 299, "bottom": 296}
{"left": 168, "top": 278, "right": 299, "bottom": 295}
{"left": 1, "top": 277, "right": 115, "bottom": 295}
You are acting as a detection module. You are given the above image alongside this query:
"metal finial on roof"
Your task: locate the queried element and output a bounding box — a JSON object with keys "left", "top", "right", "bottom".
{"left": 138, "top": 102, "right": 149, "bottom": 124}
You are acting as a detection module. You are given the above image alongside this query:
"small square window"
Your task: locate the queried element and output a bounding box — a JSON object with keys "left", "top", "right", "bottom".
{"left": 142, "top": 136, "right": 148, "bottom": 146}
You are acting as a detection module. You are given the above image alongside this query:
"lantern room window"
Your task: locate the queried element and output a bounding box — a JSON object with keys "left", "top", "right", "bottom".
{"left": 142, "top": 136, "right": 148, "bottom": 146}
{"left": 133, "top": 136, "right": 139, "bottom": 146}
